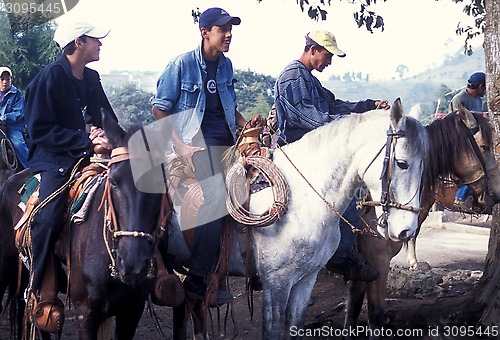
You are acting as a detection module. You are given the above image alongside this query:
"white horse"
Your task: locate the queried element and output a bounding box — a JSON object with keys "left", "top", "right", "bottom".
{"left": 247, "top": 99, "right": 428, "bottom": 339}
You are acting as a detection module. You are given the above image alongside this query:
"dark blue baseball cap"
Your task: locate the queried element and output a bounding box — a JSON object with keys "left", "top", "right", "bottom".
{"left": 199, "top": 7, "right": 241, "bottom": 29}
{"left": 467, "top": 72, "right": 486, "bottom": 88}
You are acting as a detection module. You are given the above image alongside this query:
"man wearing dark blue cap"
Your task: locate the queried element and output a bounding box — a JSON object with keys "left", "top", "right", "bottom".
{"left": 450, "top": 71, "right": 486, "bottom": 210}
{"left": 451, "top": 71, "right": 486, "bottom": 112}
{"left": 151, "top": 7, "right": 247, "bottom": 305}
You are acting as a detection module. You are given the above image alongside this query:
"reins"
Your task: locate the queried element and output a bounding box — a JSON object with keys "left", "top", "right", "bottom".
{"left": 0, "top": 128, "right": 18, "bottom": 170}
{"left": 275, "top": 142, "right": 378, "bottom": 236}
{"left": 275, "top": 120, "right": 421, "bottom": 236}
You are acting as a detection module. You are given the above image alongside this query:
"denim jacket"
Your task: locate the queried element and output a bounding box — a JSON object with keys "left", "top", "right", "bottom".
{"left": 151, "top": 42, "right": 238, "bottom": 145}
{"left": 274, "top": 60, "right": 376, "bottom": 143}
{"left": 0, "top": 85, "right": 25, "bottom": 128}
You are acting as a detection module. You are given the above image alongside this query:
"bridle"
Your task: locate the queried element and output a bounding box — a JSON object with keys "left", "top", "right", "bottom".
{"left": 99, "top": 146, "right": 166, "bottom": 278}
{"left": 359, "top": 125, "right": 422, "bottom": 229}
{"left": 276, "top": 121, "right": 422, "bottom": 235}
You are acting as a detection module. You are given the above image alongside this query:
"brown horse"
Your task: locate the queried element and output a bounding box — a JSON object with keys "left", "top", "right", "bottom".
{"left": 0, "top": 113, "right": 166, "bottom": 339}
{"left": 344, "top": 105, "right": 500, "bottom": 338}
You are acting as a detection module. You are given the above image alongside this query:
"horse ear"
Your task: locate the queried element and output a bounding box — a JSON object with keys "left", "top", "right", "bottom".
{"left": 101, "top": 108, "right": 126, "bottom": 148}
{"left": 390, "top": 98, "right": 404, "bottom": 128}
{"left": 457, "top": 103, "right": 477, "bottom": 130}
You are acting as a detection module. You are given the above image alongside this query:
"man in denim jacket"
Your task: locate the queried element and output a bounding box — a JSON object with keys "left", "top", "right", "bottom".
{"left": 151, "top": 7, "right": 248, "bottom": 304}
{"left": 0, "top": 66, "right": 29, "bottom": 168}
{"left": 274, "top": 30, "right": 390, "bottom": 282}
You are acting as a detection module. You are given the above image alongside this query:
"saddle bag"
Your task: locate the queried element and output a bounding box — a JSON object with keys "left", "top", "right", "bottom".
{"left": 151, "top": 250, "right": 184, "bottom": 307}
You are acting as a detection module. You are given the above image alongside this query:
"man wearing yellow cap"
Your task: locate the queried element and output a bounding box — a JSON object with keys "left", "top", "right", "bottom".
{"left": 274, "top": 30, "right": 389, "bottom": 282}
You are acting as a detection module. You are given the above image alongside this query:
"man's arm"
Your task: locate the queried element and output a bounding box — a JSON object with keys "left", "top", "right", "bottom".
{"left": 275, "top": 69, "right": 336, "bottom": 131}
{"left": 151, "top": 104, "right": 203, "bottom": 172}
{"left": 2, "top": 90, "right": 24, "bottom": 124}
{"left": 235, "top": 109, "right": 247, "bottom": 128}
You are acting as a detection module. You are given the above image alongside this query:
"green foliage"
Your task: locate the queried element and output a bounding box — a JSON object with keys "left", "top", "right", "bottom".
{"left": 107, "top": 83, "right": 155, "bottom": 128}
{"left": 255, "top": 0, "right": 484, "bottom": 53}
{"left": 233, "top": 69, "right": 275, "bottom": 119}
{"left": 454, "top": 0, "right": 485, "bottom": 55}
{"left": 0, "top": 7, "right": 59, "bottom": 92}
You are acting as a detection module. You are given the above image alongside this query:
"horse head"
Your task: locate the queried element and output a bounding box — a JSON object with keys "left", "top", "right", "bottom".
{"left": 426, "top": 105, "right": 500, "bottom": 214}
{"left": 362, "top": 99, "right": 428, "bottom": 242}
{"left": 454, "top": 104, "right": 500, "bottom": 213}
{"left": 101, "top": 111, "right": 164, "bottom": 285}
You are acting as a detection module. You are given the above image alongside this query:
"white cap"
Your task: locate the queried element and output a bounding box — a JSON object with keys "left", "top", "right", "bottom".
{"left": 0, "top": 67, "right": 12, "bottom": 77}
{"left": 54, "top": 21, "right": 110, "bottom": 49}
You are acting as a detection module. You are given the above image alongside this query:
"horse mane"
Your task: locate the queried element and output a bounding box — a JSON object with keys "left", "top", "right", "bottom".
{"left": 424, "top": 112, "right": 492, "bottom": 192}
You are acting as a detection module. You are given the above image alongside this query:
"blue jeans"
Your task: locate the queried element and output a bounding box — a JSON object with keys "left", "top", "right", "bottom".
{"left": 331, "top": 195, "right": 360, "bottom": 261}
{"left": 30, "top": 169, "right": 71, "bottom": 294}
{"left": 6, "top": 127, "right": 29, "bottom": 168}
{"left": 188, "top": 141, "right": 230, "bottom": 277}
{"left": 455, "top": 185, "right": 473, "bottom": 202}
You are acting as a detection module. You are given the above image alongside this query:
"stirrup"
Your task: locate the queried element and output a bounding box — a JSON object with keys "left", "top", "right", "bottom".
{"left": 30, "top": 296, "right": 65, "bottom": 334}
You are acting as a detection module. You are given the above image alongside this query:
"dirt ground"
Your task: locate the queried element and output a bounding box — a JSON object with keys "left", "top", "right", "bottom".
{"left": 0, "top": 211, "right": 491, "bottom": 339}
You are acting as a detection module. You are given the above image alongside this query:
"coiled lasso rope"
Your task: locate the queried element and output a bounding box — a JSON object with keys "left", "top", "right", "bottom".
{"left": 226, "top": 155, "right": 289, "bottom": 227}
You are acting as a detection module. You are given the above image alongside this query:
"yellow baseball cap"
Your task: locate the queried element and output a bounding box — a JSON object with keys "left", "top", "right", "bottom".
{"left": 306, "top": 30, "right": 346, "bottom": 57}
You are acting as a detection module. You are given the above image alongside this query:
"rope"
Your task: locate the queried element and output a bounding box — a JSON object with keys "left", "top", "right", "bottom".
{"left": 275, "top": 144, "right": 378, "bottom": 237}
{"left": 0, "top": 129, "right": 18, "bottom": 170}
{"left": 226, "top": 156, "right": 289, "bottom": 227}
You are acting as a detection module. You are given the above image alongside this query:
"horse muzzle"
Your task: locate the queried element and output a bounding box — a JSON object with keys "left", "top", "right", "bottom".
{"left": 115, "top": 253, "right": 155, "bottom": 286}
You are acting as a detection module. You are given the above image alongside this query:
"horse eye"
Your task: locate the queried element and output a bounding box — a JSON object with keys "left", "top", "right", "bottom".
{"left": 396, "top": 160, "right": 409, "bottom": 170}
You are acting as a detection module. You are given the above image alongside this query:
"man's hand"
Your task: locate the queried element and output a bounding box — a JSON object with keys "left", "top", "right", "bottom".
{"left": 89, "top": 126, "right": 112, "bottom": 151}
{"left": 375, "top": 100, "right": 390, "bottom": 110}
{"left": 173, "top": 142, "right": 204, "bottom": 174}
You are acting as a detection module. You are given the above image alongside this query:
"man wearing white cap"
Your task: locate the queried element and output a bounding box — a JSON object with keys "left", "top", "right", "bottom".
{"left": 23, "top": 19, "right": 117, "bottom": 328}
{"left": 0, "top": 66, "right": 29, "bottom": 168}
{"left": 274, "top": 30, "right": 389, "bottom": 282}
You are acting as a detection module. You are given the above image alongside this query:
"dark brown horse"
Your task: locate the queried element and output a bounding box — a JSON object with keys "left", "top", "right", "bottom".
{"left": 0, "top": 127, "right": 26, "bottom": 339}
{"left": 0, "top": 113, "right": 166, "bottom": 340}
{"left": 344, "top": 105, "right": 500, "bottom": 338}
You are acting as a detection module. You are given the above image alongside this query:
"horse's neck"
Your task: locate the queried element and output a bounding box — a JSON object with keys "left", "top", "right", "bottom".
{"left": 274, "top": 122, "right": 360, "bottom": 204}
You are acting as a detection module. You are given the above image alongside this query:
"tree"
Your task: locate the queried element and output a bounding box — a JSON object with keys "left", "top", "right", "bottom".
{"left": 106, "top": 82, "right": 155, "bottom": 128}
{"left": 395, "top": 64, "right": 409, "bottom": 80}
{"left": 0, "top": 5, "right": 59, "bottom": 91}
{"left": 233, "top": 69, "right": 275, "bottom": 120}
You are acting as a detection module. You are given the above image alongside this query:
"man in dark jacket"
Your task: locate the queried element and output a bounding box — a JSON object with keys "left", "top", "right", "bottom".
{"left": 24, "top": 20, "right": 117, "bottom": 305}
{"left": 274, "top": 30, "right": 389, "bottom": 282}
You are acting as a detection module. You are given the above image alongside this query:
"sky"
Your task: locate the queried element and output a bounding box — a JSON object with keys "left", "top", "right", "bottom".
{"left": 54, "top": 0, "right": 480, "bottom": 81}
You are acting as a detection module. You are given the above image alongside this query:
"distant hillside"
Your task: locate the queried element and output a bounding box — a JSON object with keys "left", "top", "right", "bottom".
{"left": 101, "top": 48, "right": 486, "bottom": 122}
{"left": 322, "top": 48, "right": 486, "bottom": 120}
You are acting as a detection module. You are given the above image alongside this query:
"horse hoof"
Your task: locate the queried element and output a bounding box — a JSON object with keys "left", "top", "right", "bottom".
{"left": 31, "top": 297, "right": 65, "bottom": 334}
